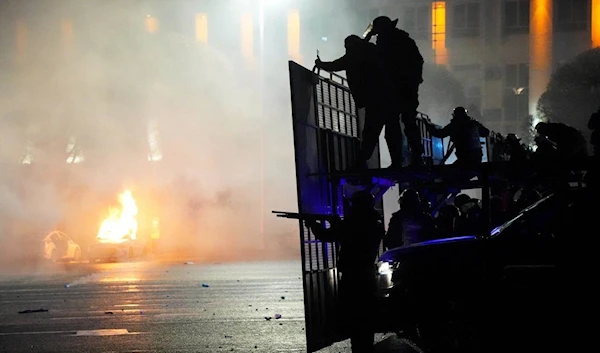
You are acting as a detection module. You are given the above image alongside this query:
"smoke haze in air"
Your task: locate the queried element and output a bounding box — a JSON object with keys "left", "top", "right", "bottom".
{"left": 0, "top": 0, "right": 468, "bottom": 269}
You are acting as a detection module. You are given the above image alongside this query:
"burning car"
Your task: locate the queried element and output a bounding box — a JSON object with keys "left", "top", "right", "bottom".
{"left": 43, "top": 231, "right": 82, "bottom": 262}
{"left": 88, "top": 237, "right": 148, "bottom": 262}
{"left": 88, "top": 190, "right": 149, "bottom": 262}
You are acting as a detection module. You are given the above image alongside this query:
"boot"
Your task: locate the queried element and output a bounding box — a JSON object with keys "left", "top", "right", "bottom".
{"left": 385, "top": 137, "right": 404, "bottom": 169}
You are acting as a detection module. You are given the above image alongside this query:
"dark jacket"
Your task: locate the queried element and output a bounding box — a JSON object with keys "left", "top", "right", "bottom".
{"left": 376, "top": 28, "right": 424, "bottom": 85}
{"left": 311, "top": 209, "right": 384, "bottom": 275}
{"left": 541, "top": 123, "right": 588, "bottom": 158}
{"left": 318, "top": 42, "right": 393, "bottom": 109}
{"left": 507, "top": 142, "right": 530, "bottom": 163}
{"left": 429, "top": 117, "right": 490, "bottom": 161}
{"left": 385, "top": 209, "right": 437, "bottom": 249}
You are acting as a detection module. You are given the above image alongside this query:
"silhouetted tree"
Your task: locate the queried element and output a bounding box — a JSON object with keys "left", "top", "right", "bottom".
{"left": 537, "top": 47, "right": 600, "bottom": 135}
{"left": 420, "top": 64, "right": 467, "bottom": 124}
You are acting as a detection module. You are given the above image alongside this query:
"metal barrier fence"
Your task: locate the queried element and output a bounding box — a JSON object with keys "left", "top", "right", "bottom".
{"left": 288, "top": 61, "right": 450, "bottom": 352}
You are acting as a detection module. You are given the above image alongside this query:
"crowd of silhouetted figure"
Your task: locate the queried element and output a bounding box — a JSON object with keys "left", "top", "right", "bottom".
{"left": 384, "top": 105, "right": 599, "bottom": 249}
{"left": 302, "top": 12, "right": 599, "bottom": 352}
{"left": 384, "top": 185, "right": 548, "bottom": 249}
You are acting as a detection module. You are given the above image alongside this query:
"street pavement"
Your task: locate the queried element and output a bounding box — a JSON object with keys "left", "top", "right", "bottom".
{"left": 0, "top": 260, "right": 418, "bottom": 353}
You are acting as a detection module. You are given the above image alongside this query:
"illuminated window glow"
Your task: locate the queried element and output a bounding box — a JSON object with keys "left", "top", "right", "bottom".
{"left": 241, "top": 13, "right": 254, "bottom": 66}
{"left": 145, "top": 15, "right": 158, "bottom": 34}
{"left": 195, "top": 13, "right": 208, "bottom": 44}
{"left": 287, "top": 10, "right": 301, "bottom": 62}
{"left": 432, "top": 1, "right": 448, "bottom": 66}
{"left": 593, "top": 0, "right": 600, "bottom": 47}
{"left": 529, "top": 0, "right": 552, "bottom": 118}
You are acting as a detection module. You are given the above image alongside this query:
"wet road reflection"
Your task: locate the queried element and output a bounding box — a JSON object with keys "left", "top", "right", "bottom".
{"left": 0, "top": 260, "right": 307, "bottom": 352}
{"left": 0, "top": 260, "right": 418, "bottom": 353}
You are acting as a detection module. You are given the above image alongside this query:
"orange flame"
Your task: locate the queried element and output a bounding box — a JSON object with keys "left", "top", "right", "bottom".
{"left": 96, "top": 190, "right": 138, "bottom": 244}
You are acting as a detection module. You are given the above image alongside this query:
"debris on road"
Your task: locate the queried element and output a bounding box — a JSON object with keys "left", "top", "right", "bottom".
{"left": 280, "top": 296, "right": 285, "bottom": 300}
{"left": 201, "top": 284, "right": 210, "bottom": 288}
{"left": 18, "top": 309, "right": 48, "bottom": 314}
{"left": 274, "top": 314, "right": 282, "bottom": 319}
{"left": 104, "top": 311, "right": 114, "bottom": 315}
{"left": 264, "top": 316, "right": 272, "bottom": 321}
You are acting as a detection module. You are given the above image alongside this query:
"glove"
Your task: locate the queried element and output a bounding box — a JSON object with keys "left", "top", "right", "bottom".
{"left": 314, "top": 58, "right": 323, "bottom": 69}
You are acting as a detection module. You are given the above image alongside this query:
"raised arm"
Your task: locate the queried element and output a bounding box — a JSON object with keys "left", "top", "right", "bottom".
{"left": 305, "top": 219, "right": 344, "bottom": 243}
{"left": 315, "top": 55, "right": 350, "bottom": 73}
{"left": 476, "top": 121, "right": 490, "bottom": 137}
{"left": 427, "top": 122, "right": 454, "bottom": 138}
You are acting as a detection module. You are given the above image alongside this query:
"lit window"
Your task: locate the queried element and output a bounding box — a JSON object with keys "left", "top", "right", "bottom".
{"left": 61, "top": 19, "right": 73, "bottom": 50}
{"left": 287, "top": 10, "right": 301, "bottom": 62}
{"left": 195, "top": 13, "right": 208, "bottom": 44}
{"left": 432, "top": 2, "right": 447, "bottom": 65}
{"left": 145, "top": 15, "right": 159, "bottom": 34}
{"left": 241, "top": 13, "right": 254, "bottom": 65}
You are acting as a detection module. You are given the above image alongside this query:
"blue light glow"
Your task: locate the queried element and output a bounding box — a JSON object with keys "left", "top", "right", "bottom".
{"left": 379, "top": 235, "right": 477, "bottom": 262}
{"left": 416, "top": 235, "right": 476, "bottom": 245}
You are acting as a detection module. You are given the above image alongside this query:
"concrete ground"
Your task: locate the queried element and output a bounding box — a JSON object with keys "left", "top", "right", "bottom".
{"left": 0, "top": 260, "right": 418, "bottom": 353}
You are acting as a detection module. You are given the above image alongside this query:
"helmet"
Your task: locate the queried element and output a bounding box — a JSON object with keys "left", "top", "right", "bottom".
{"left": 344, "top": 35, "right": 363, "bottom": 49}
{"left": 506, "top": 133, "right": 520, "bottom": 142}
{"left": 349, "top": 190, "right": 374, "bottom": 208}
{"left": 452, "top": 106, "right": 469, "bottom": 120}
{"left": 535, "top": 122, "right": 549, "bottom": 133}
{"left": 454, "top": 194, "right": 471, "bottom": 208}
{"left": 399, "top": 188, "right": 420, "bottom": 209}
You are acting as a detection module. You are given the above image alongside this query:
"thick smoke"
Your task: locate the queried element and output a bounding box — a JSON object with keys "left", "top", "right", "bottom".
{"left": 0, "top": 1, "right": 469, "bottom": 269}
{"left": 0, "top": 0, "right": 316, "bottom": 268}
